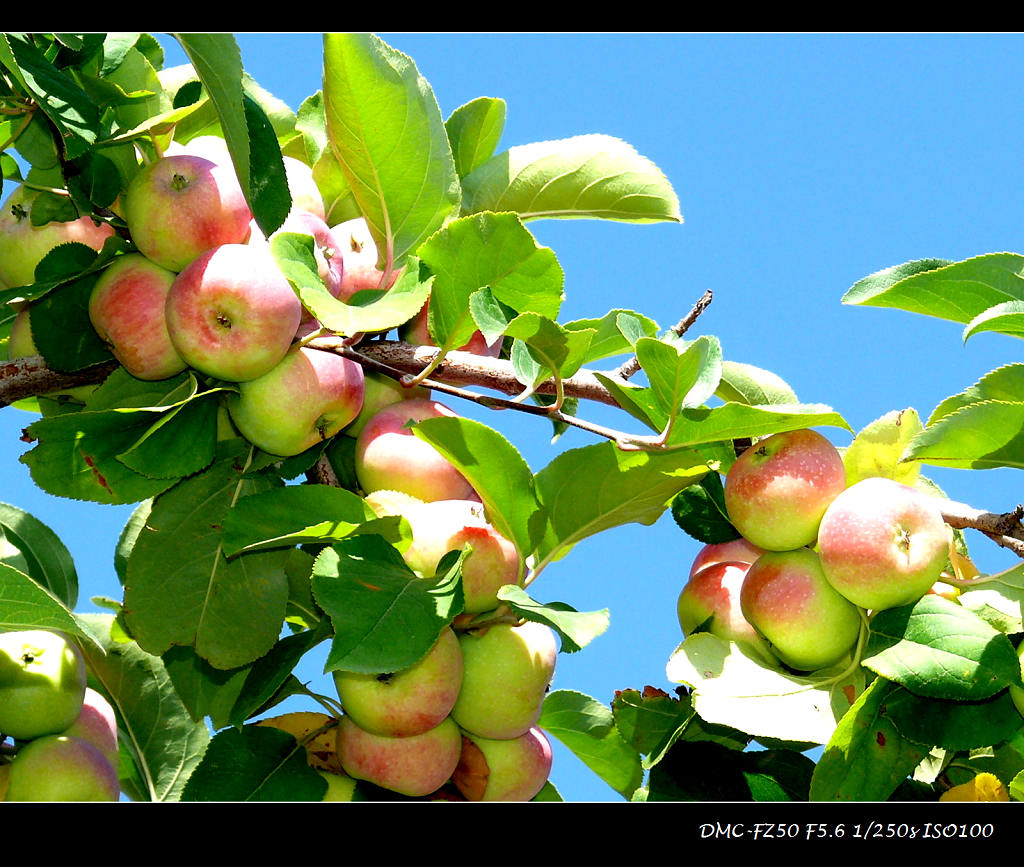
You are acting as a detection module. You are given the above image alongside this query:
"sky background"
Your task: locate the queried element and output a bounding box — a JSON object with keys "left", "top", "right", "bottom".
{"left": 3, "top": 33, "right": 1024, "bottom": 802}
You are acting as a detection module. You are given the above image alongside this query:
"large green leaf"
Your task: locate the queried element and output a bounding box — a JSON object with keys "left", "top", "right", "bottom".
{"left": 842, "top": 253, "right": 1024, "bottom": 326}
{"left": 123, "top": 444, "right": 290, "bottom": 670}
{"left": 0, "top": 501, "right": 77, "bottom": 608}
{"left": 963, "top": 299, "right": 1024, "bottom": 342}
{"left": 78, "top": 613, "right": 211, "bottom": 803}
{"left": 461, "top": 134, "right": 682, "bottom": 223}
{"left": 322, "top": 33, "right": 460, "bottom": 266}
{"left": 904, "top": 400, "right": 1024, "bottom": 470}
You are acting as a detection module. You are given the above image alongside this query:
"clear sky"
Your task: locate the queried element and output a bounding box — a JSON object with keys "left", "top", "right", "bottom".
{"left": 3, "top": 33, "right": 1024, "bottom": 802}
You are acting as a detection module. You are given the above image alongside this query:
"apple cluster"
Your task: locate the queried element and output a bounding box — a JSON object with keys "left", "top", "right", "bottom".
{"left": 677, "top": 428, "right": 952, "bottom": 672}
{"left": 0, "top": 630, "right": 120, "bottom": 801}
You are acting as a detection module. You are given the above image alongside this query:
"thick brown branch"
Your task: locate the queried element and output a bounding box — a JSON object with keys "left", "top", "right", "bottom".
{"left": 0, "top": 356, "right": 119, "bottom": 409}
{"left": 940, "top": 499, "right": 1024, "bottom": 559}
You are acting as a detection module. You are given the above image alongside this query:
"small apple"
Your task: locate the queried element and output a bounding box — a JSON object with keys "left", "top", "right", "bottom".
{"left": 227, "top": 344, "right": 364, "bottom": 456}
{"left": 164, "top": 243, "right": 302, "bottom": 382}
{"left": 724, "top": 428, "right": 846, "bottom": 551}
{"left": 0, "top": 185, "right": 115, "bottom": 288}
{"left": 452, "top": 726, "right": 553, "bottom": 802}
{"left": 62, "top": 687, "right": 119, "bottom": 769}
{"left": 399, "top": 499, "right": 522, "bottom": 613}
{"left": 0, "top": 630, "right": 87, "bottom": 741}
{"left": 123, "top": 153, "right": 252, "bottom": 272}
{"left": 817, "top": 476, "right": 951, "bottom": 611}
{"left": 331, "top": 217, "right": 400, "bottom": 299}
{"left": 353, "top": 398, "right": 477, "bottom": 502}
{"left": 335, "top": 714, "right": 462, "bottom": 798}
{"left": 677, "top": 560, "right": 777, "bottom": 666}
{"left": 688, "top": 538, "right": 766, "bottom": 579}
{"left": 342, "top": 371, "right": 430, "bottom": 439}
{"left": 451, "top": 620, "right": 558, "bottom": 740}
{"left": 5, "top": 734, "right": 119, "bottom": 802}
{"left": 333, "top": 627, "right": 463, "bottom": 737}
{"left": 88, "top": 253, "right": 188, "bottom": 381}
{"left": 740, "top": 548, "right": 862, "bottom": 671}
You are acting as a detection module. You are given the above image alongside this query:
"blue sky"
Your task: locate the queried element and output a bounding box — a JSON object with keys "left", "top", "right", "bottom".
{"left": 3, "top": 33, "right": 1024, "bottom": 801}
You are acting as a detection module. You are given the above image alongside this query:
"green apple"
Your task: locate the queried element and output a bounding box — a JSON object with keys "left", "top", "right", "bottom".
{"left": 333, "top": 627, "right": 463, "bottom": 737}
{"left": 164, "top": 243, "right": 302, "bottom": 382}
{"left": 353, "top": 398, "right": 477, "bottom": 502}
{"left": 724, "top": 428, "right": 846, "bottom": 551}
{"left": 123, "top": 153, "right": 252, "bottom": 272}
{"left": 817, "top": 476, "right": 951, "bottom": 611}
{"left": 5, "top": 734, "right": 119, "bottom": 802}
{"left": 343, "top": 372, "right": 430, "bottom": 439}
{"left": 0, "top": 185, "right": 115, "bottom": 289}
{"left": 451, "top": 620, "right": 558, "bottom": 740}
{"left": 88, "top": 253, "right": 188, "bottom": 381}
{"left": 227, "top": 344, "right": 365, "bottom": 456}
{"left": 335, "top": 714, "right": 462, "bottom": 798}
{"left": 739, "top": 548, "right": 861, "bottom": 671}
{"left": 0, "top": 630, "right": 87, "bottom": 741}
{"left": 452, "top": 726, "right": 553, "bottom": 801}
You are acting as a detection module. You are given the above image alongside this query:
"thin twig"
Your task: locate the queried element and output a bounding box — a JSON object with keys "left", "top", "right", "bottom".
{"left": 615, "top": 289, "right": 714, "bottom": 381}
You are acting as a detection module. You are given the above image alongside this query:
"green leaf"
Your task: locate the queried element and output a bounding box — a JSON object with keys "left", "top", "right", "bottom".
{"left": 842, "top": 253, "right": 1024, "bottom": 326}
{"left": 77, "top": 613, "right": 211, "bottom": 803}
{"left": 123, "top": 444, "right": 290, "bottom": 669}
{"left": 531, "top": 440, "right": 713, "bottom": 575}
{"left": 462, "top": 134, "right": 682, "bottom": 223}
{"left": 864, "top": 595, "right": 1022, "bottom": 701}
{"left": 636, "top": 335, "right": 722, "bottom": 419}
{"left": 715, "top": 360, "right": 798, "bottom": 406}
{"left": 843, "top": 407, "right": 923, "bottom": 487}
{"left": 0, "top": 501, "right": 78, "bottom": 608}
{"left": 963, "top": 299, "right": 1024, "bottom": 342}
{"left": 539, "top": 689, "right": 644, "bottom": 799}
{"left": 446, "top": 97, "right": 506, "bottom": 179}
{"left": 312, "top": 535, "right": 464, "bottom": 675}
{"left": 666, "top": 633, "right": 853, "bottom": 745}
{"left": 497, "top": 585, "right": 609, "bottom": 654}
{"left": 181, "top": 725, "right": 325, "bottom": 801}
{"left": 173, "top": 34, "right": 290, "bottom": 236}
{"left": 958, "top": 562, "right": 1024, "bottom": 635}
{"left": 881, "top": 688, "right": 1024, "bottom": 752}
{"left": 505, "top": 313, "right": 594, "bottom": 385}
{"left": 670, "top": 471, "right": 740, "bottom": 544}
{"left": 322, "top": 33, "right": 460, "bottom": 265}
{"left": 563, "top": 309, "right": 660, "bottom": 364}
{"left": 927, "top": 363, "right": 1024, "bottom": 425}
{"left": 904, "top": 400, "right": 1024, "bottom": 470}
{"left": 411, "top": 415, "right": 545, "bottom": 560}
{"left": 418, "top": 212, "right": 564, "bottom": 352}
{"left": 271, "top": 232, "right": 431, "bottom": 336}
{"left": 612, "top": 687, "right": 694, "bottom": 766}
{"left": 809, "top": 677, "right": 931, "bottom": 801}
{"left": 221, "top": 484, "right": 378, "bottom": 556}
{"left": 0, "top": 562, "right": 87, "bottom": 639}
{"left": 661, "top": 401, "right": 851, "bottom": 449}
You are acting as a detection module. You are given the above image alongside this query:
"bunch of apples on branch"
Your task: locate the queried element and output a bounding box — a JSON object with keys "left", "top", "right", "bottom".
{"left": 5, "top": 32, "right": 1024, "bottom": 804}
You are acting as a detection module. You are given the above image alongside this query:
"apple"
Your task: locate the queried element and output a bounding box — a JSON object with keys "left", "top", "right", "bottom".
{"left": 817, "top": 476, "right": 951, "bottom": 611}
{"left": 353, "top": 398, "right": 477, "bottom": 502}
{"left": 740, "top": 548, "right": 862, "bottom": 671}
{"left": 399, "top": 499, "right": 522, "bottom": 613}
{"left": 123, "top": 153, "right": 252, "bottom": 272}
{"left": 342, "top": 371, "right": 430, "bottom": 439}
{"left": 317, "top": 769, "right": 358, "bottom": 801}
{"left": 226, "top": 344, "right": 364, "bottom": 456}
{"left": 88, "top": 253, "right": 188, "bottom": 381}
{"left": 331, "top": 217, "right": 400, "bottom": 299}
{"left": 0, "top": 630, "right": 87, "bottom": 741}
{"left": 451, "top": 620, "right": 558, "bottom": 740}
{"left": 62, "top": 687, "right": 119, "bottom": 769}
{"left": 332, "top": 627, "right": 463, "bottom": 737}
{"left": 164, "top": 243, "right": 302, "bottom": 382}
{"left": 399, "top": 299, "right": 504, "bottom": 358}
{"left": 452, "top": 726, "right": 553, "bottom": 802}
{"left": 335, "top": 714, "right": 462, "bottom": 798}
{"left": 688, "top": 538, "right": 766, "bottom": 579}
{"left": 677, "top": 560, "right": 778, "bottom": 666}
{"left": 0, "top": 185, "right": 115, "bottom": 288}
{"left": 4, "top": 734, "right": 119, "bottom": 802}
{"left": 724, "top": 428, "right": 846, "bottom": 551}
